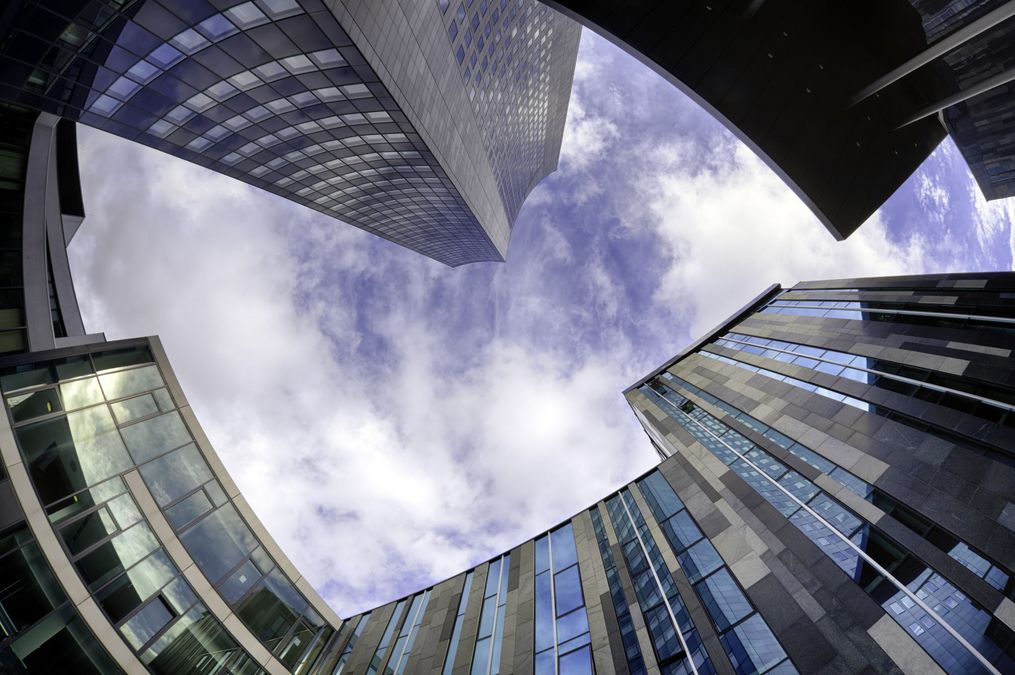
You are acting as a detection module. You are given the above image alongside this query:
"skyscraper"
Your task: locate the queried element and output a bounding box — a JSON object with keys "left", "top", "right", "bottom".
{"left": 541, "top": 0, "right": 1015, "bottom": 239}
{"left": 0, "top": 0, "right": 581, "bottom": 265}
{"left": 3, "top": 257, "right": 1013, "bottom": 670}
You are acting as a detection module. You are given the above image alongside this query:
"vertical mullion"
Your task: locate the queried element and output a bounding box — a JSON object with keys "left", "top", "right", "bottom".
{"left": 619, "top": 490, "right": 699, "bottom": 675}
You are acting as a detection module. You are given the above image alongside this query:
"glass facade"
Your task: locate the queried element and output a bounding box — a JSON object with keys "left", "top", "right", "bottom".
{"left": 0, "top": 0, "right": 580, "bottom": 266}
{"left": 0, "top": 342, "right": 333, "bottom": 673}
{"left": 533, "top": 524, "right": 592, "bottom": 674}
{"left": 0, "top": 522, "right": 120, "bottom": 673}
{"left": 471, "top": 553, "right": 510, "bottom": 675}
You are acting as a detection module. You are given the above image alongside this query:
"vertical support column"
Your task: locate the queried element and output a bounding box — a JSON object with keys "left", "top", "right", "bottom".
{"left": 21, "top": 113, "right": 89, "bottom": 351}
{"left": 21, "top": 113, "right": 59, "bottom": 352}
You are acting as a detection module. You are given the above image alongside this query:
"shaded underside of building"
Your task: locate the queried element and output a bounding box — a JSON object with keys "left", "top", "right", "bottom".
{"left": 541, "top": 0, "right": 1015, "bottom": 239}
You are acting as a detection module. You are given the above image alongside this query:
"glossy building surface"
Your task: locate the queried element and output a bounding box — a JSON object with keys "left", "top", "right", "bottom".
{"left": 627, "top": 272, "right": 1015, "bottom": 674}
{"left": 2, "top": 105, "right": 1015, "bottom": 674}
{"left": 540, "top": 0, "right": 1015, "bottom": 238}
{"left": 0, "top": 0, "right": 579, "bottom": 265}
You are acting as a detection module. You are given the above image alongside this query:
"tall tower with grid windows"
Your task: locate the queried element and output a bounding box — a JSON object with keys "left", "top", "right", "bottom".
{"left": 0, "top": 0, "right": 580, "bottom": 266}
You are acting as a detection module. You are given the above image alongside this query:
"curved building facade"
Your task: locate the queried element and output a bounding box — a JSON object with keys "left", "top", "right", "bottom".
{"left": 0, "top": 0, "right": 580, "bottom": 266}
{"left": 1, "top": 102, "right": 1013, "bottom": 673}
{"left": 1, "top": 2, "right": 1015, "bottom": 674}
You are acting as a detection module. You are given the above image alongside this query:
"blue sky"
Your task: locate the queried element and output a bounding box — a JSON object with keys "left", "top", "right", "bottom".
{"left": 68, "top": 30, "right": 1014, "bottom": 615}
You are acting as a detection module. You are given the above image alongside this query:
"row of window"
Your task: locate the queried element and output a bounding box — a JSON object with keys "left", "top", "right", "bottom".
{"left": 1, "top": 346, "right": 332, "bottom": 673}
{"left": 534, "top": 524, "right": 593, "bottom": 674}
{"left": 659, "top": 371, "right": 1012, "bottom": 598}
{"left": 642, "top": 379, "right": 1014, "bottom": 673}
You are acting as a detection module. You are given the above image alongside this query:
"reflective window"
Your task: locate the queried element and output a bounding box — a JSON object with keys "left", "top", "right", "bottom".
{"left": 471, "top": 553, "right": 510, "bottom": 675}
{"left": 138, "top": 443, "right": 213, "bottom": 507}
{"left": 18, "top": 408, "right": 133, "bottom": 504}
{"left": 442, "top": 572, "right": 473, "bottom": 675}
{"left": 180, "top": 505, "right": 257, "bottom": 583}
{"left": 119, "top": 411, "right": 192, "bottom": 463}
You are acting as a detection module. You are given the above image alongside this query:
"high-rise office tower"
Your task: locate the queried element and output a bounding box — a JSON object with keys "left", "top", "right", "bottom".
{"left": 0, "top": 0, "right": 580, "bottom": 265}
{"left": 322, "top": 272, "right": 1015, "bottom": 675}
{"left": 541, "top": 0, "right": 1015, "bottom": 239}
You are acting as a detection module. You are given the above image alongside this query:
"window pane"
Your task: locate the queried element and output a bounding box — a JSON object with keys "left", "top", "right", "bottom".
{"left": 234, "top": 570, "right": 306, "bottom": 651}
{"left": 99, "top": 364, "right": 164, "bottom": 399}
{"left": 139, "top": 444, "right": 213, "bottom": 507}
{"left": 120, "top": 411, "right": 192, "bottom": 463}
{"left": 558, "top": 646, "right": 593, "bottom": 675}
{"left": 180, "top": 505, "right": 256, "bottom": 583}
{"left": 76, "top": 523, "right": 160, "bottom": 589}
{"left": 550, "top": 524, "right": 578, "bottom": 570}
{"left": 120, "top": 596, "right": 174, "bottom": 649}
{"left": 221, "top": 559, "right": 260, "bottom": 603}
{"left": 0, "top": 541, "right": 66, "bottom": 632}
{"left": 165, "top": 489, "right": 213, "bottom": 529}
{"left": 696, "top": 569, "right": 751, "bottom": 631}
{"left": 8, "top": 387, "right": 61, "bottom": 421}
{"left": 679, "top": 540, "right": 724, "bottom": 583}
{"left": 554, "top": 565, "right": 583, "bottom": 616}
{"left": 61, "top": 508, "right": 119, "bottom": 556}
{"left": 60, "top": 378, "right": 104, "bottom": 410}
{"left": 556, "top": 608, "right": 589, "bottom": 643}
{"left": 18, "top": 408, "right": 133, "bottom": 504}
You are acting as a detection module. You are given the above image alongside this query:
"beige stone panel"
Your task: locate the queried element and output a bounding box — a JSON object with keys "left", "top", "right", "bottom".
{"left": 867, "top": 615, "right": 945, "bottom": 675}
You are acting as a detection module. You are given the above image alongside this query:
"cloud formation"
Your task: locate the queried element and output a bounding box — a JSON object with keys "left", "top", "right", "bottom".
{"left": 69, "top": 29, "right": 1014, "bottom": 615}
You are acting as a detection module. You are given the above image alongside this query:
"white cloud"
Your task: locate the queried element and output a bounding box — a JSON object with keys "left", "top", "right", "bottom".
{"left": 70, "top": 124, "right": 650, "bottom": 615}
{"left": 641, "top": 141, "right": 932, "bottom": 337}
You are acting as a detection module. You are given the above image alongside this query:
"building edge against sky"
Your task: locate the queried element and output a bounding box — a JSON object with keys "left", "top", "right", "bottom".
{"left": 2, "top": 113, "right": 1015, "bottom": 672}
{"left": 541, "top": 0, "right": 1015, "bottom": 241}
{"left": 0, "top": 0, "right": 580, "bottom": 266}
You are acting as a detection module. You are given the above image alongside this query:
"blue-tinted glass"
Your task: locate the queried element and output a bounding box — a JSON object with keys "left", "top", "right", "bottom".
{"left": 662, "top": 511, "right": 702, "bottom": 553}
{"left": 534, "top": 650, "right": 554, "bottom": 675}
{"left": 470, "top": 637, "right": 490, "bottom": 675}
{"left": 696, "top": 569, "right": 752, "bottom": 631}
{"left": 789, "top": 510, "right": 861, "bottom": 577}
{"left": 535, "top": 536, "right": 549, "bottom": 574}
{"left": 645, "top": 603, "right": 682, "bottom": 661}
{"left": 535, "top": 572, "right": 553, "bottom": 651}
{"left": 731, "top": 461, "right": 799, "bottom": 517}
{"left": 679, "top": 540, "right": 723, "bottom": 583}
{"left": 556, "top": 608, "right": 589, "bottom": 643}
{"left": 485, "top": 559, "right": 501, "bottom": 596}
{"left": 745, "top": 449, "right": 787, "bottom": 479}
{"left": 478, "top": 596, "right": 496, "bottom": 638}
{"left": 829, "top": 468, "right": 871, "bottom": 498}
{"left": 639, "top": 472, "right": 684, "bottom": 520}
{"left": 558, "top": 645, "right": 593, "bottom": 675}
{"left": 554, "top": 565, "right": 583, "bottom": 616}
{"left": 551, "top": 524, "right": 578, "bottom": 570}
{"left": 808, "top": 494, "right": 862, "bottom": 536}
{"left": 197, "top": 14, "right": 237, "bottom": 40}
{"left": 148, "top": 44, "right": 184, "bottom": 69}
{"left": 777, "top": 471, "right": 819, "bottom": 504}
{"left": 720, "top": 615, "right": 788, "bottom": 674}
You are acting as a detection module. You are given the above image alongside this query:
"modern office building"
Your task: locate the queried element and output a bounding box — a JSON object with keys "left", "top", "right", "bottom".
{"left": 540, "top": 0, "right": 1015, "bottom": 239}
{"left": 319, "top": 272, "right": 1015, "bottom": 675}
{"left": 0, "top": 0, "right": 580, "bottom": 266}
{"left": 2, "top": 1, "right": 1015, "bottom": 673}
{"left": 4, "top": 181, "right": 1014, "bottom": 672}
